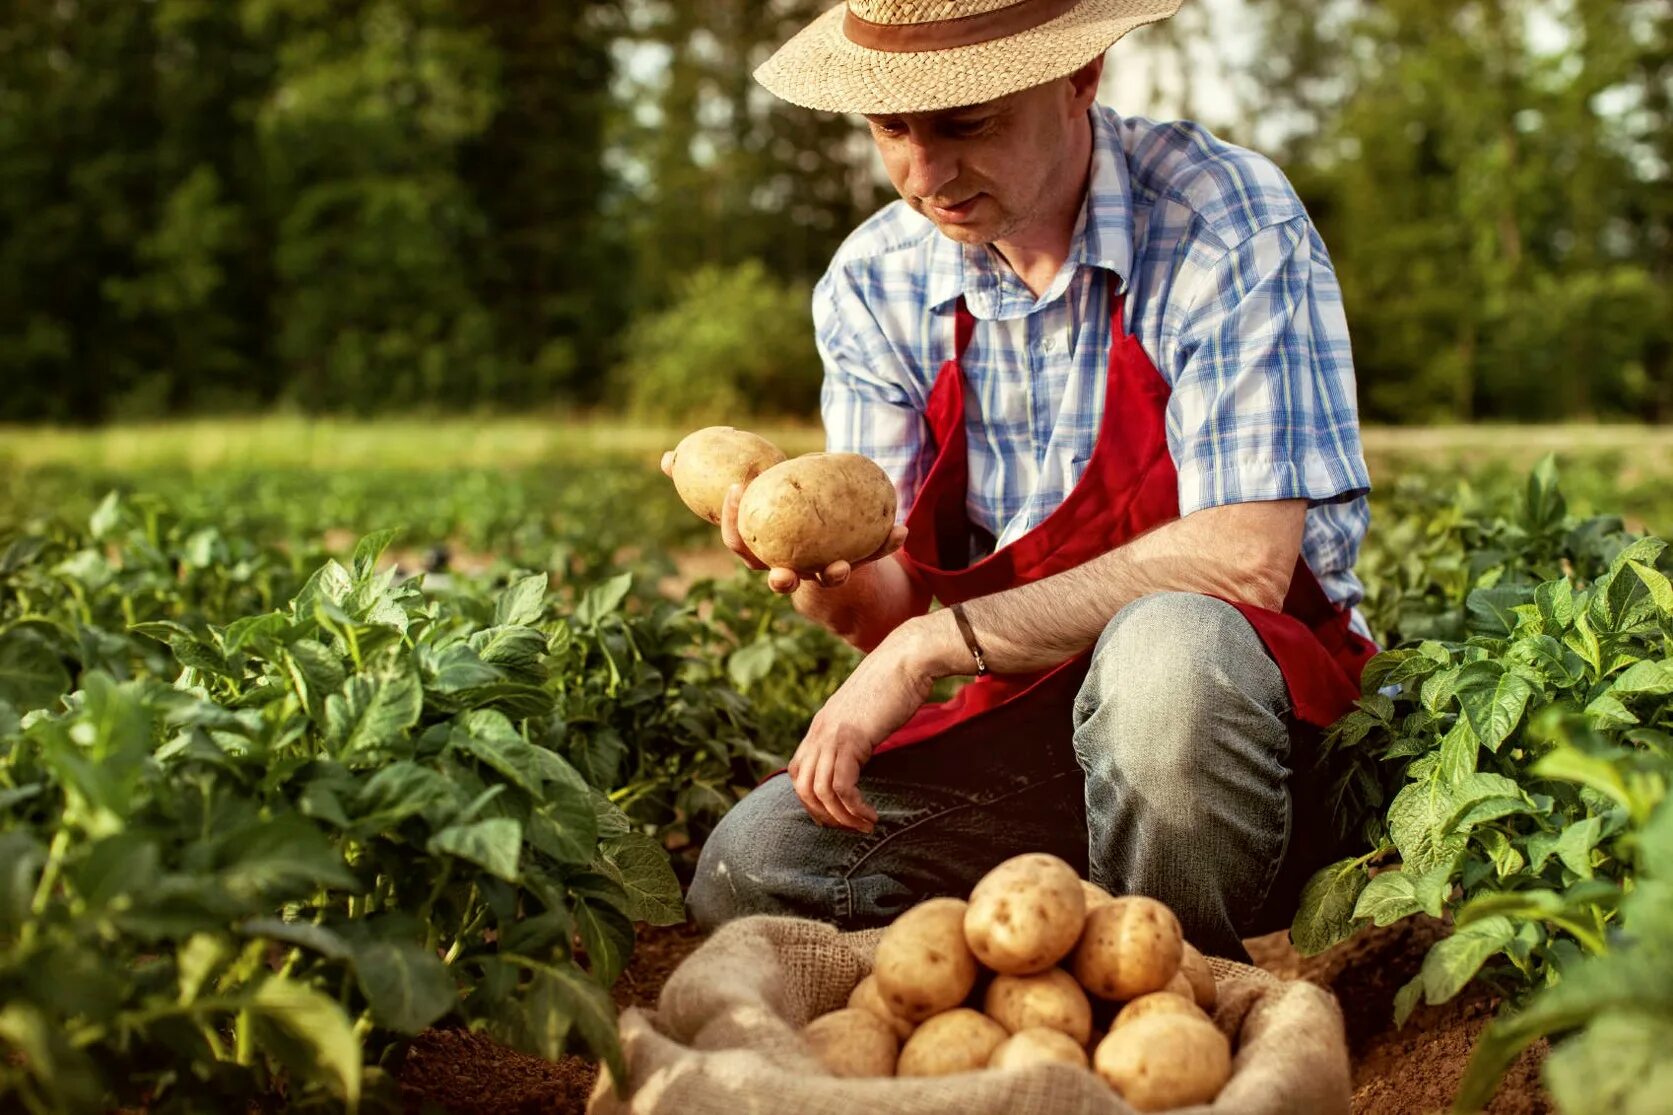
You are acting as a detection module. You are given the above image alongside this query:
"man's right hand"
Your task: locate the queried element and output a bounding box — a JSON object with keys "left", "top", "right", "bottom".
{"left": 661, "top": 450, "right": 908, "bottom": 595}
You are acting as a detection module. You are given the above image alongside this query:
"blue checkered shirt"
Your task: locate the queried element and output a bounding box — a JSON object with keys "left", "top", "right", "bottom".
{"left": 815, "top": 105, "right": 1373, "bottom": 637}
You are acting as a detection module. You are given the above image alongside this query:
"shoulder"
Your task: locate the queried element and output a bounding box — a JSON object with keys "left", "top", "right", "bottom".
{"left": 1112, "top": 112, "right": 1308, "bottom": 252}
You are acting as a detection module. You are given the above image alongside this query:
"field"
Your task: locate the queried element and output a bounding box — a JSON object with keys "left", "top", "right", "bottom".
{"left": 1, "top": 419, "right": 1669, "bottom": 1114}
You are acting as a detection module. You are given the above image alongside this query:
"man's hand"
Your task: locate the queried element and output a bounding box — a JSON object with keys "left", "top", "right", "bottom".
{"left": 786, "top": 630, "right": 936, "bottom": 832}
{"left": 660, "top": 450, "right": 908, "bottom": 594}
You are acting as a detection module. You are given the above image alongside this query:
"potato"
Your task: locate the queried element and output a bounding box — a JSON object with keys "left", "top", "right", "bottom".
{"left": 848, "top": 973, "right": 915, "bottom": 1041}
{"left": 1081, "top": 879, "right": 1117, "bottom": 911}
{"left": 668, "top": 426, "right": 787, "bottom": 525}
{"left": 1093, "top": 1013, "right": 1232, "bottom": 1111}
{"left": 802, "top": 1008, "right": 899, "bottom": 1077}
{"left": 1179, "top": 942, "right": 1217, "bottom": 1012}
{"left": 988, "top": 1027, "right": 1089, "bottom": 1071}
{"left": 737, "top": 452, "right": 895, "bottom": 570}
{"left": 1072, "top": 896, "right": 1184, "bottom": 1002}
{"left": 874, "top": 897, "right": 979, "bottom": 1023}
{"left": 897, "top": 1008, "right": 1008, "bottom": 1076}
{"left": 1164, "top": 970, "right": 1195, "bottom": 1000}
{"left": 983, "top": 968, "right": 1092, "bottom": 1044}
{"left": 1112, "top": 991, "right": 1210, "bottom": 1031}
{"left": 963, "top": 853, "right": 1086, "bottom": 975}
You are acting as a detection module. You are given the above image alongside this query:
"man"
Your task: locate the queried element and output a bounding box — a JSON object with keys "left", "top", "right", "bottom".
{"left": 676, "top": 0, "right": 1378, "bottom": 961}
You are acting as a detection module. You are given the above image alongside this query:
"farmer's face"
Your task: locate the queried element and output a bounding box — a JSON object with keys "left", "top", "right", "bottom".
{"left": 864, "top": 60, "right": 1103, "bottom": 245}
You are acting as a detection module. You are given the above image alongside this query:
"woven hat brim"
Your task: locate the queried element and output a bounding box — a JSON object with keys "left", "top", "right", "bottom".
{"left": 755, "top": 0, "right": 1185, "bottom": 115}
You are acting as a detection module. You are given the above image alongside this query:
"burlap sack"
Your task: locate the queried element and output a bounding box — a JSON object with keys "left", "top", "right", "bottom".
{"left": 587, "top": 915, "right": 1350, "bottom": 1115}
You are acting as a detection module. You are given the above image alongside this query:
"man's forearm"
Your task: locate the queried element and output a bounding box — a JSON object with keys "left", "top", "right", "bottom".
{"left": 903, "top": 501, "right": 1305, "bottom": 678}
{"left": 792, "top": 553, "right": 928, "bottom": 652}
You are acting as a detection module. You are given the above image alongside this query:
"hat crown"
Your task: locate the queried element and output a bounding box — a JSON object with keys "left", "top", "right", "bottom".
{"left": 848, "top": 0, "right": 1026, "bottom": 26}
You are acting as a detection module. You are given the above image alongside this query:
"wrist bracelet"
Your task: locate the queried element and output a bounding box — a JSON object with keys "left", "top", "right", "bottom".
{"left": 950, "top": 602, "right": 989, "bottom": 677}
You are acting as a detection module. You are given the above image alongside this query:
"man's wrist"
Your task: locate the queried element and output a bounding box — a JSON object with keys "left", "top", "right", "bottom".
{"left": 897, "top": 607, "right": 984, "bottom": 681}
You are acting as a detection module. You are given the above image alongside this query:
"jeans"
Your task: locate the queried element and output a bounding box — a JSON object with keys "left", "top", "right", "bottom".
{"left": 687, "top": 591, "right": 1335, "bottom": 960}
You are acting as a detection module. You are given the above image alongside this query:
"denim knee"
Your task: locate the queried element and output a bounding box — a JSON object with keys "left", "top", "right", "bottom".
{"left": 686, "top": 775, "right": 843, "bottom": 931}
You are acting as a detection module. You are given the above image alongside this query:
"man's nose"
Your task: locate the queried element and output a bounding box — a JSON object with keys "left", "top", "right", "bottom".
{"left": 902, "top": 135, "right": 957, "bottom": 200}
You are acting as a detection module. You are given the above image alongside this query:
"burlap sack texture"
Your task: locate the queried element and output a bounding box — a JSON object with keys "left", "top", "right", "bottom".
{"left": 587, "top": 914, "right": 1351, "bottom": 1115}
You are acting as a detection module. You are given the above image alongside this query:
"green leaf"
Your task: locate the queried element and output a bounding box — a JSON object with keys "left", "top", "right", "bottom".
{"left": 0, "top": 832, "right": 46, "bottom": 936}
{"left": 325, "top": 667, "right": 423, "bottom": 758}
{"left": 1389, "top": 777, "right": 1468, "bottom": 874}
{"left": 1291, "top": 859, "right": 1371, "bottom": 956}
{"left": 1553, "top": 815, "right": 1604, "bottom": 879}
{"left": 354, "top": 939, "right": 457, "bottom": 1034}
{"left": 352, "top": 761, "right": 455, "bottom": 832}
{"left": 1438, "top": 717, "right": 1479, "bottom": 781}
{"left": 575, "top": 573, "right": 633, "bottom": 626}
{"left": 350, "top": 528, "right": 402, "bottom": 578}
{"left": 469, "top": 626, "right": 549, "bottom": 682}
{"left": 492, "top": 958, "right": 624, "bottom": 1082}
{"left": 216, "top": 815, "right": 359, "bottom": 900}
{"left": 241, "top": 917, "right": 354, "bottom": 962}
{"left": 428, "top": 818, "right": 522, "bottom": 882}
{"left": 1473, "top": 829, "right": 1526, "bottom": 879}
{"left": 177, "top": 933, "right": 233, "bottom": 1005}
{"left": 284, "top": 639, "right": 347, "bottom": 721}
{"left": 573, "top": 899, "right": 634, "bottom": 987}
{"left": 728, "top": 641, "right": 777, "bottom": 689}
{"left": 1533, "top": 745, "right": 1633, "bottom": 815}
{"left": 494, "top": 572, "right": 550, "bottom": 628}
{"left": 1607, "top": 659, "right": 1673, "bottom": 699}
{"left": 1627, "top": 560, "right": 1673, "bottom": 619}
{"left": 0, "top": 627, "right": 72, "bottom": 712}
{"left": 1452, "top": 661, "right": 1534, "bottom": 752}
{"left": 1535, "top": 578, "right": 1576, "bottom": 631}
{"left": 1545, "top": 1011, "right": 1673, "bottom": 1115}
{"left": 247, "top": 977, "right": 362, "bottom": 1106}
{"left": 1353, "top": 862, "right": 1453, "bottom": 926}
{"left": 599, "top": 832, "right": 685, "bottom": 926}
{"left": 451, "top": 710, "right": 545, "bottom": 796}
{"left": 1393, "top": 973, "right": 1425, "bottom": 1028}
{"left": 1419, "top": 915, "right": 1518, "bottom": 1004}
{"left": 1466, "top": 586, "right": 1531, "bottom": 637}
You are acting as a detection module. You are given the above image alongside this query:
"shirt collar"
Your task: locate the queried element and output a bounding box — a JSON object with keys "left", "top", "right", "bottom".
{"left": 926, "top": 106, "right": 1134, "bottom": 317}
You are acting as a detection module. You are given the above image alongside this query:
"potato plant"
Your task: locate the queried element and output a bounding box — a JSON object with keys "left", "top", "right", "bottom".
{"left": 0, "top": 493, "right": 843, "bottom": 1112}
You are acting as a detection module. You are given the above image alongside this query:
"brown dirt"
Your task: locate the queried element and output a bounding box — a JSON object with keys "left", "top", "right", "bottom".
{"left": 402, "top": 917, "right": 1551, "bottom": 1115}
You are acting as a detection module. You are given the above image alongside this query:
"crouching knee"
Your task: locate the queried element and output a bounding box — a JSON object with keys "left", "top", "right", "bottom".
{"left": 685, "top": 776, "right": 842, "bottom": 932}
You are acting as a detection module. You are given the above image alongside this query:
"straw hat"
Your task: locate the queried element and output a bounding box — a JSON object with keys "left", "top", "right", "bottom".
{"left": 756, "top": 0, "right": 1185, "bottom": 116}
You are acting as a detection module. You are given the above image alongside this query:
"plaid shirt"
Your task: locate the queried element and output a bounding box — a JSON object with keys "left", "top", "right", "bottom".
{"left": 815, "top": 105, "right": 1373, "bottom": 635}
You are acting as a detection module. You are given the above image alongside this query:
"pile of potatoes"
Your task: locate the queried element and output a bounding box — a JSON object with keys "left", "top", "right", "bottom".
{"left": 667, "top": 426, "right": 896, "bottom": 571}
{"left": 800, "top": 854, "right": 1231, "bottom": 1112}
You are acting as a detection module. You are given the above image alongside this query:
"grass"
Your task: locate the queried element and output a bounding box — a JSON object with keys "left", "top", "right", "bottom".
{"left": 3, "top": 416, "right": 1667, "bottom": 473}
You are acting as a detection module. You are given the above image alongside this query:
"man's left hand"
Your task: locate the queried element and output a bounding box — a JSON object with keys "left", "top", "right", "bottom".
{"left": 787, "top": 632, "right": 936, "bottom": 833}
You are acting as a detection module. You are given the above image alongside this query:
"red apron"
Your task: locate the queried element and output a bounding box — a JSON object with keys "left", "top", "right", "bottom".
{"left": 876, "top": 285, "right": 1377, "bottom": 758}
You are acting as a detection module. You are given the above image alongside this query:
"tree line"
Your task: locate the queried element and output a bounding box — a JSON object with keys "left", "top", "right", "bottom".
{"left": 0, "top": 0, "right": 1665, "bottom": 423}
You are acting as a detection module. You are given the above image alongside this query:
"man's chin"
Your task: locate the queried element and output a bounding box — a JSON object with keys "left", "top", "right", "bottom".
{"left": 928, "top": 219, "right": 996, "bottom": 245}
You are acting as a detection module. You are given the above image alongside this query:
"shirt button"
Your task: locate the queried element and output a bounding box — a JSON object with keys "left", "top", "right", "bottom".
{"left": 1041, "top": 336, "right": 1057, "bottom": 353}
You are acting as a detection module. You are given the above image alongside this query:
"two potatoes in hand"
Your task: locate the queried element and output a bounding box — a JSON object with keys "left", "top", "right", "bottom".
{"left": 665, "top": 426, "right": 899, "bottom": 582}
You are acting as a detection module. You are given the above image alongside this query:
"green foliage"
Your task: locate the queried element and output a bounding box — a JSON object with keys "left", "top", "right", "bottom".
{"left": 0, "top": 481, "right": 852, "bottom": 1110}
{"left": 1290, "top": 459, "right": 1672, "bottom": 1106}
{"left": 616, "top": 262, "right": 822, "bottom": 421}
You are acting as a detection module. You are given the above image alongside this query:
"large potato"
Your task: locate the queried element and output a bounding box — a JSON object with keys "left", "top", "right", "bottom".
{"left": 988, "top": 1027, "right": 1089, "bottom": 1071}
{"left": 1178, "top": 942, "right": 1217, "bottom": 1012}
{"left": 1112, "top": 991, "right": 1210, "bottom": 1031}
{"left": 874, "top": 897, "right": 979, "bottom": 1023}
{"left": 847, "top": 973, "right": 915, "bottom": 1041}
{"left": 1093, "top": 1013, "right": 1232, "bottom": 1111}
{"left": 1081, "top": 879, "right": 1117, "bottom": 912}
{"left": 982, "top": 968, "right": 1092, "bottom": 1044}
{"left": 896, "top": 1008, "right": 1008, "bottom": 1077}
{"left": 802, "top": 1008, "right": 898, "bottom": 1077}
{"left": 964, "top": 853, "right": 1086, "bottom": 975}
{"left": 1072, "top": 896, "right": 1184, "bottom": 1002}
{"left": 668, "top": 426, "right": 787, "bottom": 525}
{"left": 737, "top": 452, "right": 895, "bottom": 570}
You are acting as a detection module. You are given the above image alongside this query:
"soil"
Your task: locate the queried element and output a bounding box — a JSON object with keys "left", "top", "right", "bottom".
{"left": 399, "top": 914, "right": 1550, "bottom": 1115}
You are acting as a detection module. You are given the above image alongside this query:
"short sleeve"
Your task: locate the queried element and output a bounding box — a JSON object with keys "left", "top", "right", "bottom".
{"left": 814, "top": 266, "right": 932, "bottom": 522}
{"left": 1166, "top": 216, "right": 1371, "bottom": 516}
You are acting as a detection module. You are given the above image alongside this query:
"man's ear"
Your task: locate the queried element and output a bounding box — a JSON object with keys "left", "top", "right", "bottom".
{"left": 1067, "top": 55, "right": 1105, "bottom": 112}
